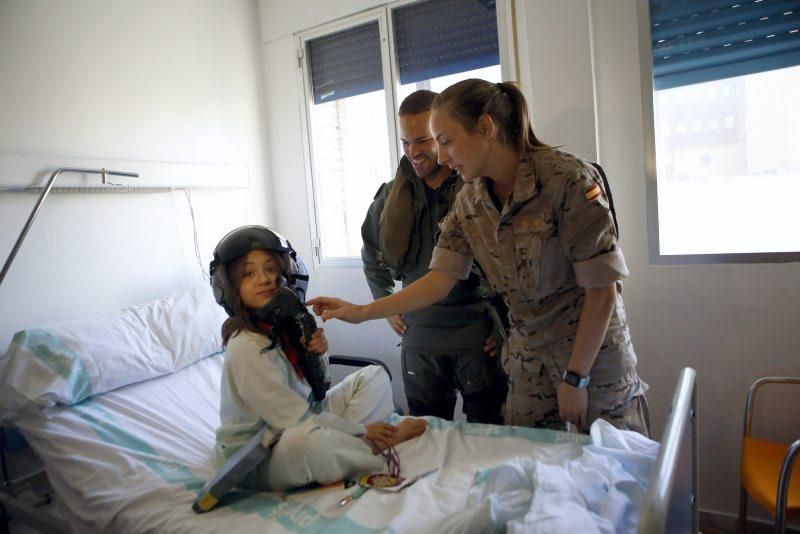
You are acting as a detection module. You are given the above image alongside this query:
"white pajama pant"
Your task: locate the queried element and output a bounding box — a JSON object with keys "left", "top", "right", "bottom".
{"left": 253, "top": 365, "right": 395, "bottom": 491}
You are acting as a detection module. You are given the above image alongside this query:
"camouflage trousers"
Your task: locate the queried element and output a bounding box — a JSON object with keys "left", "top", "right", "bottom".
{"left": 501, "top": 326, "right": 650, "bottom": 437}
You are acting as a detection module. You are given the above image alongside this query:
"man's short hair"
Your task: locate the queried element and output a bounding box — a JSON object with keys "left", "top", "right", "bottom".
{"left": 398, "top": 90, "right": 438, "bottom": 115}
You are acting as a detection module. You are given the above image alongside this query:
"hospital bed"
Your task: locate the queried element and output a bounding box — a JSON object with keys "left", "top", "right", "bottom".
{"left": 0, "top": 285, "right": 697, "bottom": 533}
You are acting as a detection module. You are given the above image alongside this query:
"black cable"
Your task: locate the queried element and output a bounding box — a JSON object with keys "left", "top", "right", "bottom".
{"left": 0, "top": 427, "right": 9, "bottom": 488}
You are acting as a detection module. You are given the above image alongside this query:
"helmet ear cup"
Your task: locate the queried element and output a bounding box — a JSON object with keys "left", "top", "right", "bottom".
{"left": 290, "top": 255, "right": 309, "bottom": 302}
{"left": 211, "top": 262, "right": 236, "bottom": 316}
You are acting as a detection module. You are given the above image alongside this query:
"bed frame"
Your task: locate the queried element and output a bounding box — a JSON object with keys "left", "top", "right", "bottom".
{"left": 0, "top": 464, "right": 65, "bottom": 534}
{"left": 638, "top": 367, "right": 699, "bottom": 533}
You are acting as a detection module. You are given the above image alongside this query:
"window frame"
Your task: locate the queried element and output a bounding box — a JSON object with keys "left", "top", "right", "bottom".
{"left": 296, "top": 0, "right": 516, "bottom": 268}
{"left": 636, "top": 0, "right": 800, "bottom": 265}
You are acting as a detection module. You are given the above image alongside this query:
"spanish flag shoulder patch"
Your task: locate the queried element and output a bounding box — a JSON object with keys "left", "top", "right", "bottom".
{"left": 584, "top": 183, "right": 602, "bottom": 203}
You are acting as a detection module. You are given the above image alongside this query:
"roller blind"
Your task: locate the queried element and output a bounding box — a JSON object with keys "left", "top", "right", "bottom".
{"left": 650, "top": 0, "right": 800, "bottom": 90}
{"left": 393, "top": 0, "right": 499, "bottom": 85}
{"left": 307, "top": 21, "right": 383, "bottom": 104}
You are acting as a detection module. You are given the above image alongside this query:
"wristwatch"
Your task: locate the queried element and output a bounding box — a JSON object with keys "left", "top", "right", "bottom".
{"left": 563, "top": 370, "right": 590, "bottom": 388}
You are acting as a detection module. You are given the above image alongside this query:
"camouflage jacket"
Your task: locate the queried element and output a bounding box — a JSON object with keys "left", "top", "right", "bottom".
{"left": 430, "top": 148, "right": 631, "bottom": 348}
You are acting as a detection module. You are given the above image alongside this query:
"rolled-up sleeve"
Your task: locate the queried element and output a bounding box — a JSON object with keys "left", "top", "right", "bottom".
{"left": 430, "top": 246, "right": 472, "bottom": 280}
{"left": 558, "top": 165, "right": 629, "bottom": 287}
{"left": 430, "top": 210, "right": 473, "bottom": 280}
{"left": 573, "top": 248, "right": 629, "bottom": 288}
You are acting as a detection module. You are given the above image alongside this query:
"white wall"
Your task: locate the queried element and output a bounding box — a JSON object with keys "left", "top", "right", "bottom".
{"left": 257, "top": 0, "right": 391, "bottom": 41}
{"left": 518, "top": 0, "right": 598, "bottom": 162}
{"left": 521, "top": 0, "right": 800, "bottom": 521}
{"left": 0, "top": 0, "right": 272, "bottom": 349}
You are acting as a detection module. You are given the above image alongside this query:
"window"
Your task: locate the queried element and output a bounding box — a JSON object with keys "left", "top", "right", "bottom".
{"left": 642, "top": 0, "right": 800, "bottom": 262}
{"left": 298, "top": 0, "right": 504, "bottom": 264}
{"left": 394, "top": 0, "right": 502, "bottom": 103}
{"left": 304, "top": 20, "right": 391, "bottom": 261}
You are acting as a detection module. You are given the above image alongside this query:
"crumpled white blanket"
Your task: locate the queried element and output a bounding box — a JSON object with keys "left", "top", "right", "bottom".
{"left": 438, "top": 420, "right": 660, "bottom": 533}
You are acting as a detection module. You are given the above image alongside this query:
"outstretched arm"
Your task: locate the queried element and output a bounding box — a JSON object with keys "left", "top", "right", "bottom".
{"left": 307, "top": 270, "right": 457, "bottom": 323}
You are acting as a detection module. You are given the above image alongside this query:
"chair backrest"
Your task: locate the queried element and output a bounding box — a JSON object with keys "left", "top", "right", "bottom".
{"left": 638, "top": 367, "right": 699, "bottom": 534}
{"left": 741, "top": 376, "right": 800, "bottom": 532}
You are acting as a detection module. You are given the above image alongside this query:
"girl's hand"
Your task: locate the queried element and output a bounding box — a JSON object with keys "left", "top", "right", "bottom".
{"left": 557, "top": 381, "right": 588, "bottom": 431}
{"left": 301, "top": 328, "right": 328, "bottom": 354}
{"left": 306, "top": 297, "right": 367, "bottom": 324}
{"left": 364, "top": 422, "right": 399, "bottom": 450}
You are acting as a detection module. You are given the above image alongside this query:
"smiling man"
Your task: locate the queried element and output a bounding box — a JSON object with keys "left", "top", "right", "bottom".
{"left": 360, "top": 90, "right": 507, "bottom": 424}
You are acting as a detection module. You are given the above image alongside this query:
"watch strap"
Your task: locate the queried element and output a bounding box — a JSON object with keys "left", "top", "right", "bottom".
{"left": 563, "top": 370, "right": 590, "bottom": 388}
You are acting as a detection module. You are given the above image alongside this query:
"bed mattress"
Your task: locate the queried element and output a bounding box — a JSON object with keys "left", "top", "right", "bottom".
{"left": 16, "top": 353, "right": 655, "bottom": 533}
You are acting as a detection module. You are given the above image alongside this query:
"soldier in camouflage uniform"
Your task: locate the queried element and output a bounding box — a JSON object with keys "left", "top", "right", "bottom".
{"left": 309, "top": 79, "right": 649, "bottom": 436}
{"left": 430, "top": 148, "right": 649, "bottom": 433}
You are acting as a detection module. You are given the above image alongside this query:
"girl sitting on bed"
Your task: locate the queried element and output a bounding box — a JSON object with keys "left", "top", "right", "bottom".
{"left": 209, "top": 225, "right": 426, "bottom": 491}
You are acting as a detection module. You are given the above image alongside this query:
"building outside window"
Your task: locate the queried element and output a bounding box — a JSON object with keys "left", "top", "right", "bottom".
{"left": 645, "top": 0, "right": 800, "bottom": 262}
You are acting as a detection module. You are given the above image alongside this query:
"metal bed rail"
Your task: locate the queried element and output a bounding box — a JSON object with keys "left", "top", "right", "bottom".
{"left": 638, "top": 367, "right": 698, "bottom": 534}
{"left": 0, "top": 167, "right": 138, "bottom": 289}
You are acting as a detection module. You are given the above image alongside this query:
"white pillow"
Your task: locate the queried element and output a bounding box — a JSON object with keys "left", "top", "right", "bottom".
{"left": 0, "top": 285, "right": 227, "bottom": 419}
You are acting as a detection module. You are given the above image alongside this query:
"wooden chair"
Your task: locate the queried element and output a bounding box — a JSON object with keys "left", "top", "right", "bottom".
{"left": 739, "top": 377, "right": 800, "bottom": 533}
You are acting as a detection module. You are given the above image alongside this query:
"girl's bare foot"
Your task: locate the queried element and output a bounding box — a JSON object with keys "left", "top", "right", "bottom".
{"left": 363, "top": 418, "right": 427, "bottom": 452}
{"left": 388, "top": 417, "right": 426, "bottom": 446}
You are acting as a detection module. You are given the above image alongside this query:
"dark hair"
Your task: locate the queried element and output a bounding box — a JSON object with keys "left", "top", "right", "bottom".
{"left": 432, "top": 79, "right": 549, "bottom": 157}
{"left": 220, "top": 250, "right": 282, "bottom": 346}
{"left": 399, "top": 89, "right": 438, "bottom": 115}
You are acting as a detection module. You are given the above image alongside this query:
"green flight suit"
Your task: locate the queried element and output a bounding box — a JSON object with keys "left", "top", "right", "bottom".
{"left": 361, "top": 158, "right": 507, "bottom": 424}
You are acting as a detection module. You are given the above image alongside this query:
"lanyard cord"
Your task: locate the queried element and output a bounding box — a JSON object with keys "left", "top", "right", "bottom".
{"left": 382, "top": 445, "right": 400, "bottom": 477}
{"left": 365, "top": 438, "right": 401, "bottom": 477}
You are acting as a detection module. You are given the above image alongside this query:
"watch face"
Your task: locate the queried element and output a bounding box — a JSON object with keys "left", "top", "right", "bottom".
{"left": 563, "top": 371, "right": 588, "bottom": 387}
{"left": 564, "top": 373, "right": 580, "bottom": 387}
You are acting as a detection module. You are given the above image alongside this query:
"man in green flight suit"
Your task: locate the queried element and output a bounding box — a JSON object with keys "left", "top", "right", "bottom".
{"left": 361, "top": 90, "right": 507, "bottom": 424}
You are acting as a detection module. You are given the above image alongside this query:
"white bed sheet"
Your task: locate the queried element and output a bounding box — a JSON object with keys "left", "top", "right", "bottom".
{"left": 15, "top": 354, "right": 655, "bottom": 533}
